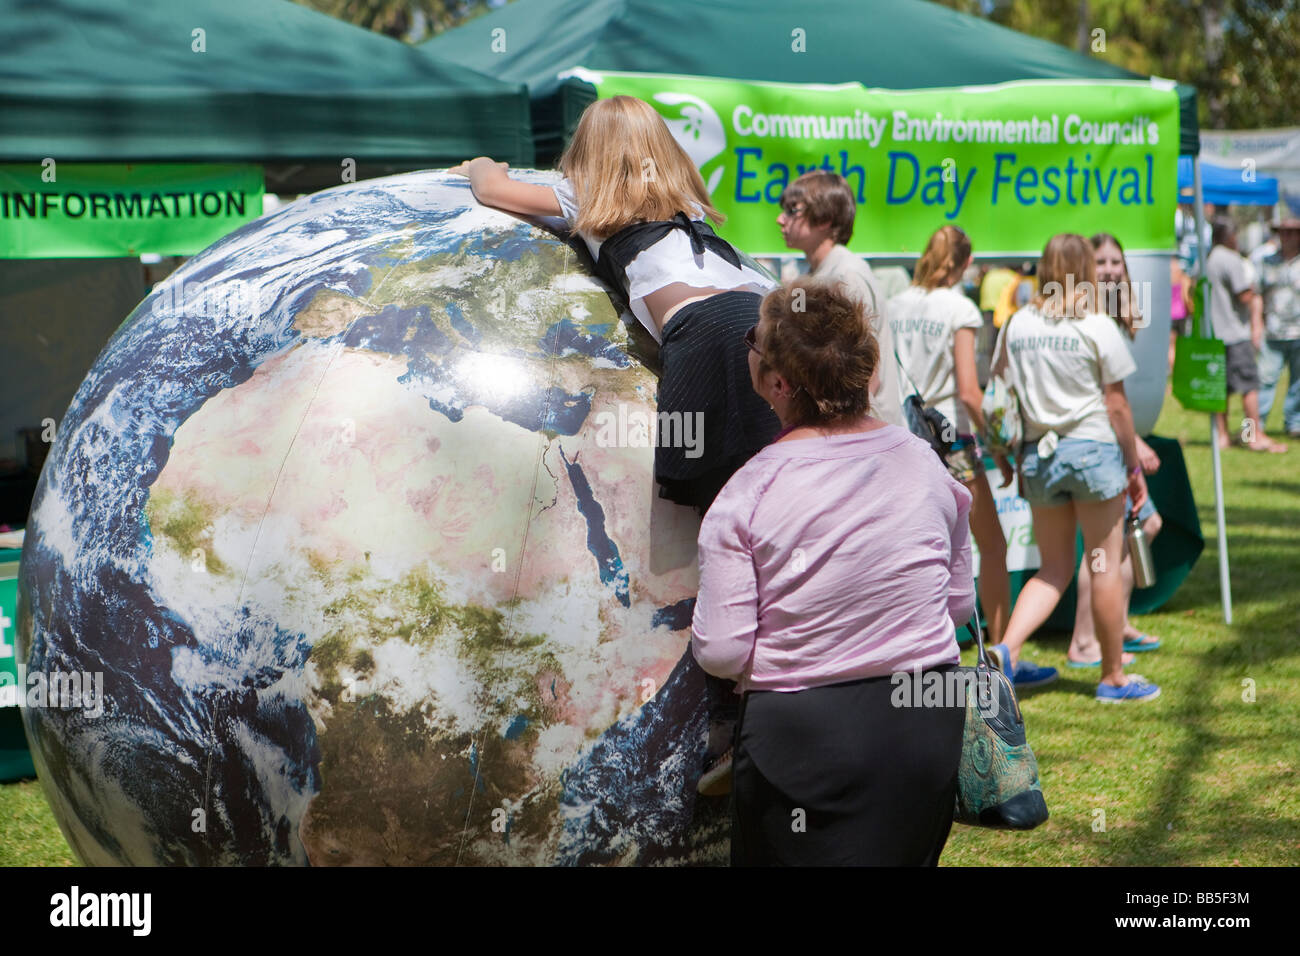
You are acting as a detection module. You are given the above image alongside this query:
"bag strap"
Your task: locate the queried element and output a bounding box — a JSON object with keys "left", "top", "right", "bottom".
{"left": 884, "top": 288, "right": 928, "bottom": 402}
{"left": 964, "top": 618, "right": 989, "bottom": 669}
{"left": 990, "top": 304, "right": 1029, "bottom": 381}
{"left": 891, "top": 337, "right": 926, "bottom": 401}
{"left": 989, "top": 315, "right": 1011, "bottom": 379}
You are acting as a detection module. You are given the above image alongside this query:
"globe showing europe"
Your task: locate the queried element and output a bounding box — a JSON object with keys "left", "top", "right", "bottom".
{"left": 15, "top": 170, "right": 737, "bottom": 865}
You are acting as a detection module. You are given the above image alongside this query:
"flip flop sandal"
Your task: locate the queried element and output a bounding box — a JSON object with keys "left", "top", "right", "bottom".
{"left": 1123, "top": 634, "right": 1161, "bottom": 653}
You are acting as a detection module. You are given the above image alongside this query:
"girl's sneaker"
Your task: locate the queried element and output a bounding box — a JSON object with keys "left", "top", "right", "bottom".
{"left": 1096, "top": 675, "right": 1161, "bottom": 703}
{"left": 990, "top": 643, "right": 1058, "bottom": 689}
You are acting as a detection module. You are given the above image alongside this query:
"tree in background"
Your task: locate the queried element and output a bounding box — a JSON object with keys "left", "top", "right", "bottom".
{"left": 935, "top": 0, "right": 1300, "bottom": 130}
{"left": 293, "top": 0, "right": 495, "bottom": 43}
{"left": 305, "top": 0, "right": 1297, "bottom": 129}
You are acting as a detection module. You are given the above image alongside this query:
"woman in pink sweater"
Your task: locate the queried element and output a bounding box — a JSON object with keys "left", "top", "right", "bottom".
{"left": 691, "top": 277, "right": 975, "bottom": 866}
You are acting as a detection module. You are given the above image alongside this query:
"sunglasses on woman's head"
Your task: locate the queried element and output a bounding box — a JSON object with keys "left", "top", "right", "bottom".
{"left": 744, "top": 325, "right": 762, "bottom": 355}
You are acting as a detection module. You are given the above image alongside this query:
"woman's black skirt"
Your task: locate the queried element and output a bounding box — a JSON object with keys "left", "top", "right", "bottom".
{"left": 655, "top": 291, "right": 780, "bottom": 513}
{"left": 732, "top": 668, "right": 964, "bottom": 866}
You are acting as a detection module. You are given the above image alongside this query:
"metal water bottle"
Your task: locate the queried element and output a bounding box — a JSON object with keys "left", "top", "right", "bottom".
{"left": 1127, "top": 514, "right": 1156, "bottom": 589}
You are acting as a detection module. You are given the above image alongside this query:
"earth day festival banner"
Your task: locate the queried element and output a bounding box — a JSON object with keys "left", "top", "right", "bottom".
{"left": 0, "top": 163, "right": 264, "bottom": 258}
{"left": 568, "top": 69, "right": 1179, "bottom": 258}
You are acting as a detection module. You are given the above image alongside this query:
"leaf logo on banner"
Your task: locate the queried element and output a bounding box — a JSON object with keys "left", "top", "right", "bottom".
{"left": 652, "top": 92, "right": 727, "bottom": 195}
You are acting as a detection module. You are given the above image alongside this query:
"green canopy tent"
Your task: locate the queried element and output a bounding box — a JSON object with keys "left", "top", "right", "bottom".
{"left": 1, "top": 0, "right": 535, "bottom": 187}
{"left": 0, "top": 0, "right": 534, "bottom": 778}
{"left": 422, "top": 0, "right": 1199, "bottom": 165}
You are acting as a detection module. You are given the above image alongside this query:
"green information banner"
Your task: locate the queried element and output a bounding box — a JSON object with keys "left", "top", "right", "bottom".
{"left": 1, "top": 545, "right": 36, "bottom": 781}
{"left": 0, "top": 163, "right": 264, "bottom": 258}
{"left": 1, "top": 547, "right": 20, "bottom": 709}
{"left": 571, "top": 70, "right": 1179, "bottom": 257}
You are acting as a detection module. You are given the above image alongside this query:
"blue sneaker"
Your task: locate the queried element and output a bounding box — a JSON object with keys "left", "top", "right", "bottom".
{"left": 989, "top": 644, "right": 1059, "bottom": 689}
{"left": 1011, "top": 660, "right": 1059, "bottom": 689}
{"left": 1096, "top": 675, "right": 1161, "bottom": 703}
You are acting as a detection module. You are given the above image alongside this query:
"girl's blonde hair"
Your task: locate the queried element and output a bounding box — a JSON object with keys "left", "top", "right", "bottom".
{"left": 1032, "top": 233, "right": 1097, "bottom": 319}
{"left": 913, "top": 225, "right": 972, "bottom": 290}
{"left": 1090, "top": 232, "right": 1141, "bottom": 339}
{"left": 558, "top": 96, "right": 723, "bottom": 239}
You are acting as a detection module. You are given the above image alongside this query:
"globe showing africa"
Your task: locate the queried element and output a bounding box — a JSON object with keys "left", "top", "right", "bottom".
{"left": 15, "top": 170, "right": 742, "bottom": 865}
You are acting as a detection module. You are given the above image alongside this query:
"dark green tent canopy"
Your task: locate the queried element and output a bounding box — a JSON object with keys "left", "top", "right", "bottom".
{"left": 0, "top": 0, "right": 534, "bottom": 165}
{"left": 423, "top": 0, "right": 1199, "bottom": 163}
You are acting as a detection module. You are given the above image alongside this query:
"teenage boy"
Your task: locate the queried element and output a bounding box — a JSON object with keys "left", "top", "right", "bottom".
{"left": 776, "top": 171, "right": 906, "bottom": 428}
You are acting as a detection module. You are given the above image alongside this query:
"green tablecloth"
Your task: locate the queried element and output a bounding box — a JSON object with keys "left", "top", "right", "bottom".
{"left": 1, "top": 540, "right": 35, "bottom": 781}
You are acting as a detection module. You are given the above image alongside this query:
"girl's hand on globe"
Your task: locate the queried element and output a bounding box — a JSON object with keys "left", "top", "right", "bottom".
{"left": 449, "top": 158, "right": 508, "bottom": 178}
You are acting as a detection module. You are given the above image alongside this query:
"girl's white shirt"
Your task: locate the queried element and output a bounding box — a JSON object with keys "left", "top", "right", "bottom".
{"left": 552, "top": 177, "right": 776, "bottom": 343}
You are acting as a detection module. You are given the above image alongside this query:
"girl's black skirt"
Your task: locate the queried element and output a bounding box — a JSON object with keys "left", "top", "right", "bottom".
{"left": 655, "top": 291, "right": 780, "bottom": 513}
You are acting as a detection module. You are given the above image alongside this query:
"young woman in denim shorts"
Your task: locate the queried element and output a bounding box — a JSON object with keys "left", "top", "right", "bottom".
{"left": 1065, "top": 234, "right": 1166, "bottom": 668}
{"left": 989, "top": 234, "right": 1159, "bottom": 703}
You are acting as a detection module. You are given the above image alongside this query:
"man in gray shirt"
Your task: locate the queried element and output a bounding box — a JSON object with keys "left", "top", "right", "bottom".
{"left": 1206, "top": 220, "right": 1286, "bottom": 452}
{"left": 775, "top": 171, "right": 906, "bottom": 428}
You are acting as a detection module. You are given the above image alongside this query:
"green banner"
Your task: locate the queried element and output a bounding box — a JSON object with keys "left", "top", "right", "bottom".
{"left": 1, "top": 549, "right": 20, "bottom": 710}
{"left": 571, "top": 70, "right": 1179, "bottom": 257}
{"left": 0, "top": 163, "right": 264, "bottom": 258}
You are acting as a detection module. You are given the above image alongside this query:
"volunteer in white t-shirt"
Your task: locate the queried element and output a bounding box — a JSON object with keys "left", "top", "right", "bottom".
{"left": 990, "top": 233, "right": 1158, "bottom": 703}
{"left": 888, "top": 225, "right": 1011, "bottom": 649}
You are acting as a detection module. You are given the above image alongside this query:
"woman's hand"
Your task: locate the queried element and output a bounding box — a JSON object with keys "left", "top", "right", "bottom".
{"left": 993, "top": 452, "right": 1014, "bottom": 490}
{"left": 1127, "top": 467, "right": 1148, "bottom": 515}
{"left": 1136, "top": 436, "right": 1161, "bottom": 475}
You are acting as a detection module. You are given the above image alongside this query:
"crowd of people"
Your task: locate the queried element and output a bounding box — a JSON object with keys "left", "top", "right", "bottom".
{"left": 453, "top": 95, "right": 1297, "bottom": 866}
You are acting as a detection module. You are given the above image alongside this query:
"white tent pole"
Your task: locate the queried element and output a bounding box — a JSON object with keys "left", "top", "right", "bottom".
{"left": 1191, "top": 157, "right": 1233, "bottom": 624}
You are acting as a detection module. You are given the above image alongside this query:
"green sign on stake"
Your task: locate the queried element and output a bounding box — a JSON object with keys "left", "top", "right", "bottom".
{"left": 0, "top": 163, "right": 264, "bottom": 258}
{"left": 1172, "top": 275, "right": 1228, "bottom": 413}
{"left": 572, "top": 71, "right": 1179, "bottom": 257}
{"left": 1172, "top": 336, "right": 1228, "bottom": 413}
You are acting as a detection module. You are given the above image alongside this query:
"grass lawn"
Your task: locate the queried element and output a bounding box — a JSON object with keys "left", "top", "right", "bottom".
{"left": 0, "top": 778, "right": 75, "bottom": 867}
{"left": 944, "top": 395, "right": 1300, "bottom": 866}
{"left": 2, "top": 395, "right": 1296, "bottom": 867}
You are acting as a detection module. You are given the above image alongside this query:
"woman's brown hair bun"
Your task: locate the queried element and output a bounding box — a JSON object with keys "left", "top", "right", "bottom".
{"left": 758, "top": 277, "right": 879, "bottom": 427}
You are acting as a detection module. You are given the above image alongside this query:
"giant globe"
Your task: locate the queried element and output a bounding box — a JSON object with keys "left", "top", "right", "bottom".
{"left": 14, "top": 170, "right": 737, "bottom": 865}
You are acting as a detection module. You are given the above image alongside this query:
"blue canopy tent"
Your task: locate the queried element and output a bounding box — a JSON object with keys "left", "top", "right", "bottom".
{"left": 1178, "top": 157, "right": 1279, "bottom": 206}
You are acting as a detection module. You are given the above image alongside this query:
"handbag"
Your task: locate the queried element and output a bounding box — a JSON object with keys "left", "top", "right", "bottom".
{"left": 979, "top": 315, "right": 1022, "bottom": 458}
{"left": 952, "top": 620, "right": 1049, "bottom": 830}
{"left": 903, "top": 394, "right": 956, "bottom": 460}
{"left": 891, "top": 339, "right": 956, "bottom": 461}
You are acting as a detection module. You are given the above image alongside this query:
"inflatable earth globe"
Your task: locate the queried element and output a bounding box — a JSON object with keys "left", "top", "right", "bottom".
{"left": 15, "top": 170, "right": 746, "bottom": 865}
